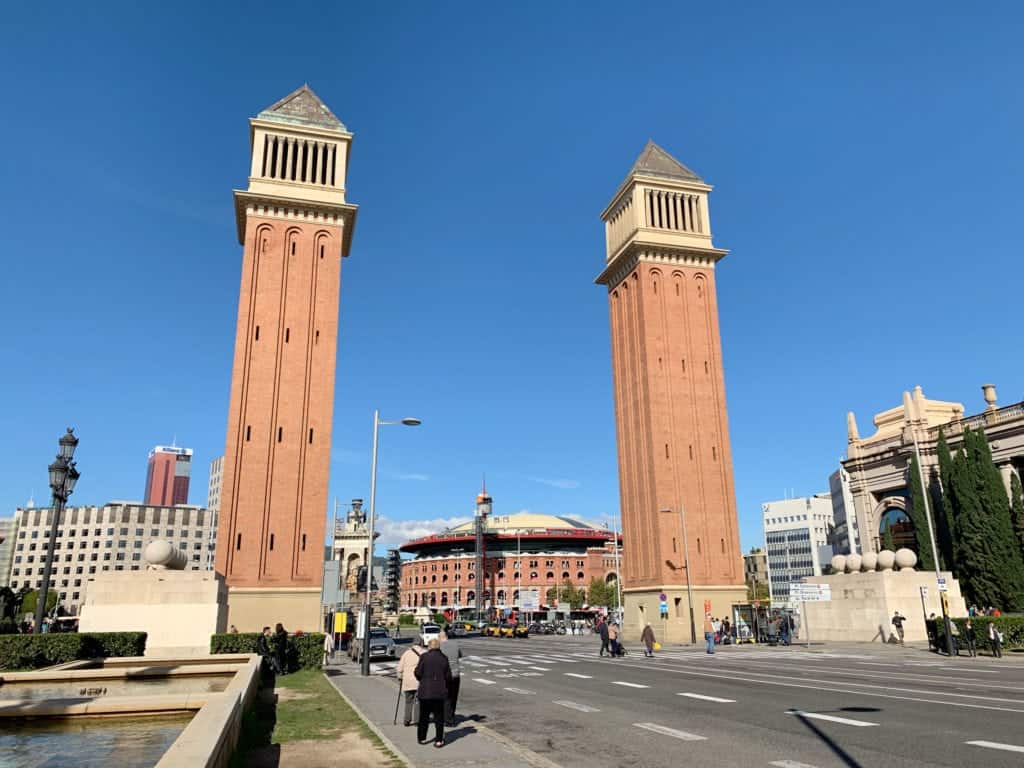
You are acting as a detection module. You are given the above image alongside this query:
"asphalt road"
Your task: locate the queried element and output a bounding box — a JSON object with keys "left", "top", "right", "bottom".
{"left": 404, "top": 634, "right": 1024, "bottom": 768}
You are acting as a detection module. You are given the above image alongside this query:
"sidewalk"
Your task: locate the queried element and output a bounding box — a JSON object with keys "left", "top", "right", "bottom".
{"left": 324, "top": 659, "right": 556, "bottom": 768}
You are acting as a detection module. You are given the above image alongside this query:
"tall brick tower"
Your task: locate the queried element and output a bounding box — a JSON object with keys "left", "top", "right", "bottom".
{"left": 596, "top": 141, "right": 745, "bottom": 642}
{"left": 216, "top": 85, "right": 358, "bottom": 631}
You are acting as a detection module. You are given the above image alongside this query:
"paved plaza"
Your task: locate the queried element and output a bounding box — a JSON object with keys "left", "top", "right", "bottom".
{"left": 341, "top": 634, "right": 1024, "bottom": 768}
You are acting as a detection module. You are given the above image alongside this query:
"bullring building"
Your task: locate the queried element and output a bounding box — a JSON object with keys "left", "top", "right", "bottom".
{"left": 399, "top": 513, "right": 621, "bottom": 611}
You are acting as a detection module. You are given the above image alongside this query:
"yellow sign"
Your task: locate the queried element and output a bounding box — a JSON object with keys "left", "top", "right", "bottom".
{"left": 334, "top": 612, "right": 347, "bottom": 633}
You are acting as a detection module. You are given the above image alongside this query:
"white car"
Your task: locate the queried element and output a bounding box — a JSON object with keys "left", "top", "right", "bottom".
{"left": 420, "top": 623, "right": 442, "bottom": 646}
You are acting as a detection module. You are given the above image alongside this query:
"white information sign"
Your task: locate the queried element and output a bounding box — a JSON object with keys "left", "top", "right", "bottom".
{"left": 789, "top": 583, "right": 832, "bottom": 602}
{"left": 520, "top": 589, "right": 540, "bottom": 612}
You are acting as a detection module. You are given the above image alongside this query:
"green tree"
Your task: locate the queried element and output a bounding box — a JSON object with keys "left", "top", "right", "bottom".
{"left": 950, "top": 428, "right": 1024, "bottom": 611}
{"left": 586, "top": 577, "right": 619, "bottom": 608}
{"left": 19, "top": 589, "right": 57, "bottom": 617}
{"left": 1011, "top": 473, "right": 1024, "bottom": 562}
{"left": 906, "top": 455, "right": 936, "bottom": 570}
{"left": 882, "top": 524, "right": 896, "bottom": 552}
{"left": 933, "top": 429, "right": 957, "bottom": 570}
{"left": 746, "top": 579, "right": 769, "bottom": 602}
{"left": 547, "top": 581, "right": 586, "bottom": 610}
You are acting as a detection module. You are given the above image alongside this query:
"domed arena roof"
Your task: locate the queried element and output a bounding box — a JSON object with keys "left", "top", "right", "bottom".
{"left": 446, "top": 512, "right": 603, "bottom": 534}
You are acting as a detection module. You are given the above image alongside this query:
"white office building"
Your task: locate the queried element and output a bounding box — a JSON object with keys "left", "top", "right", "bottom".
{"left": 828, "top": 467, "right": 861, "bottom": 555}
{"left": 763, "top": 495, "right": 835, "bottom": 606}
{"left": 7, "top": 501, "right": 216, "bottom": 615}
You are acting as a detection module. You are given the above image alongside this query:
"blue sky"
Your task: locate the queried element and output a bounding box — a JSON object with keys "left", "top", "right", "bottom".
{"left": 2, "top": 3, "right": 1022, "bottom": 552}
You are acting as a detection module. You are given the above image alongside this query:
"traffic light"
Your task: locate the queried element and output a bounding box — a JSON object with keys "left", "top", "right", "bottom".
{"left": 385, "top": 549, "right": 402, "bottom": 611}
{"left": 356, "top": 565, "right": 368, "bottom": 593}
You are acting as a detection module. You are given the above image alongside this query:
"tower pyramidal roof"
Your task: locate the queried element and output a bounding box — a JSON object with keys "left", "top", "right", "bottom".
{"left": 627, "top": 140, "right": 703, "bottom": 183}
{"left": 258, "top": 84, "right": 347, "bottom": 131}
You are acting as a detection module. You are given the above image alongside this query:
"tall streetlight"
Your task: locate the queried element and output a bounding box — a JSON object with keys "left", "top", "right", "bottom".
{"left": 911, "top": 432, "right": 955, "bottom": 657}
{"left": 361, "top": 411, "right": 420, "bottom": 676}
{"left": 474, "top": 488, "right": 492, "bottom": 628}
{"left": 36, "top": 429, "right": 80, "bottom": 631}
{"left": 662, "top": 506, "right": 696, "bottom": 644}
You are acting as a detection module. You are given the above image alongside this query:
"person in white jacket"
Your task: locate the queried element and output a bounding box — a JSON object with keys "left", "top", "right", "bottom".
{"left": 396, "top": 642, "right": 426, "bottom": 726}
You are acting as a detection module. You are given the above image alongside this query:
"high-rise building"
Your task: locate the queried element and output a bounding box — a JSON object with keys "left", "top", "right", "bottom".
{"left": 144, "top": 445, "right": 192, "bottom": 506}
{"left": 0, "top": 516, "right": 17, "bottom": 587}
{"left": 597, "top": 142, "right": 745, "bottom": 640}
{"left": 7, "top": 502, "right": 215, "bottom": 615}
{"left": 215, "top": 86, "right": 359, "bottom": 631}
{"left": 206, "top": 456, "right": 224, "bottom": 570}
{"left": 763, "top": 495, "right": 835, "bottom": 606}
{"left": 828, "top": 467, "right": 860, "bottom": 555}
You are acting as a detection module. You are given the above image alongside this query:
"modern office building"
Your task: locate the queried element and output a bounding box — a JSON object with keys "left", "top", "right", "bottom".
{"left": 743, "top": 547, "right": 768, "bottom": 597}
{"left": 763, "top": 495, "right": 835, "bottom": 606}
{"left": 0, "top": 516, "right": 16, "bottom": 587}
{"left": 206, "top": 456, "right": 224, "bottom": 570}
{"left": 215, "top": 85, "right": 359, "bottom": 631}
{"left": 144, "top": 445, "right": 193, "bottom": 506}
{"left": 6, "top": 502, "right": 215, "bottom": 615}
{"left": 595, "top": 141, "right": 745, "bottom": 640}
{"left": 828, "top": 467, "right": 860, "bottom": 555}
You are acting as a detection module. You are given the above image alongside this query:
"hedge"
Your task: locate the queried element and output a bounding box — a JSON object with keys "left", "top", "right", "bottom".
{"left": 210, "top": 632, "right": 325, "bottom": 671}
{"left": 928, "top": 616, "right": 1024, "bottom": 653}
{"left": 0, "top": 632, "right": 147, "bottom": 671}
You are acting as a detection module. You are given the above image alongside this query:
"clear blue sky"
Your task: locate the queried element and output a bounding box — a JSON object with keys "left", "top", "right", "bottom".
{"left": 2, "top": 3, "right": 1022, "bottom": 552}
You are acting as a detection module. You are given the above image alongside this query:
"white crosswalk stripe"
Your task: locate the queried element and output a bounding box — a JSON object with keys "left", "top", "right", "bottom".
{"left": 633, "top": 722, "right": 706, "bottom": 741}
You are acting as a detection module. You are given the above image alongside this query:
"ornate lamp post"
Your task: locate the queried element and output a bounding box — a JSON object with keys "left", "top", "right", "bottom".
{"left": 35, "top": 429, "right": 80, "bottom": 631}
{"left": 474, "top": 487, "right": 492, "bottom": 627}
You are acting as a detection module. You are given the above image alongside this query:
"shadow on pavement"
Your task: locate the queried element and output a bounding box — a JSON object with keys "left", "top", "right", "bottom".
{"left": 790, "top": 708, "right": 868, "bottom": 768}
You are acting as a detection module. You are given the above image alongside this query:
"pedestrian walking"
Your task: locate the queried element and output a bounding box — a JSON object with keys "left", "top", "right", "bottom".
{"left": 641, "top": 622, "right": 656, "bottom": 657}
{"left": 440, "top": 630, "right": 463, "bottom": 726}
{"left": 988, "top": 622, "right": 1003, "bottom": 658}
{"left": 780, "top": 614, "right": 791, "bottom": 646}
{"left": 256, "top": 626, "right": 280, "bottom": 674}
{"left": 703, "top": 613, "right": 716, "bottom": 654}
{"left": 962, "top": 618, "right": 977, "bottom": 657}
{"left": 274, "top": 623, "right": 289, "bottom": 675}
{"left": 414, "top": 638, "right": 452, "bottom": 748}
{"left": 598, "top": 619, "right": 610, "bottom": 657}
{"left": 608, "top": 622, "right": 621, "bottom": 657}
{"left": 322, "top": 629, "right": 335, "bottom": 665}
{"left": 891, "top": 612, "right": 906, "bottom": 646}
{"left": 396, "top": 642, "right": 425, "bottom": 726}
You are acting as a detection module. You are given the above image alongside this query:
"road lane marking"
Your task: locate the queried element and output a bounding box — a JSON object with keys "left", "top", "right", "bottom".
{"left": 612, "top": 681, "right": 649, "bottom": 688}
{"left": 565, "top": 673, "right": 592, "bottom": 679}
{"left": 770, "top": 761, "right": 821, "bottom": 768}
{"left": 965, "top": 740, "right": 1024, "bottom": 753}
{"left": 495, "top": 673, "right": 519, "bottom": 678}
{"left": 520, "top": 672, "right": 543, "bottom": 677}
{"left": 473, "top": 678, "right": 495, "bottom": 685}
{"left": 677, "top": 692, "right": 735, "bottom": 703}
{"left": 632, "top": 722, "right": 706, "bottom": 741}
{"left": 504, "top": 687, "right": 534, "bottom": 695}
{"left": 528, "top": 666, "right": 551, "bottom": 671}
{"left": 786, "top": 709, "right": 878, "bottom": 727}
{"left": 554, "top": 700, "right": 600, "bottom": 713}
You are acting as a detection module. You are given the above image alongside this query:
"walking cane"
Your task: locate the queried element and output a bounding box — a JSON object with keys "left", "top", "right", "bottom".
{"left": 393, "top": 683, "right": 402, "bottom": 725}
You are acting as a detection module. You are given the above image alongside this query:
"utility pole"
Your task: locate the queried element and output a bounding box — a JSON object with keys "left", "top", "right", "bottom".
{"left": 475, "top": 484, "right": 492, "bottom": 627}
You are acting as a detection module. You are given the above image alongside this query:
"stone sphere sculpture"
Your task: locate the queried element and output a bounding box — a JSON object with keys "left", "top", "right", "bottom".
{"left": 144, "top": 539, "right": 188, "bottom": 571}
{"left": 846, "top": 554, "right": 863, "bottom": 573}
{"left": 830, "top": 555, "right": 847, "bottom": 574}
{"left": 876, "top": 549, "right": 896, "bottom": 571}
{"left": 861, "top": 552, "right": 878, "bottom": 572}
{"left": 894, "top": 548, "right": 918, "bottom": 571}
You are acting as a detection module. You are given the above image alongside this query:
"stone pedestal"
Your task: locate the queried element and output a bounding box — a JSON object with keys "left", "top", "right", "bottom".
{"left": 801, "top": 571, "right": 966, "bottom": 644}
{"left": 79, "top": 570, "right": 228, "bottom": 657}
{"left": 623, "top": 584, "right": 748, "bottom": 643}
{"left": 225, "top": 586, "right": 323, "bottom": 634}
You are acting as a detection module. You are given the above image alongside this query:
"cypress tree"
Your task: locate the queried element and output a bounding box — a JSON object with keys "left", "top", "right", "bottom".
{"left": 882, "top": 524, "right": 896, "bottom": 552}
{"left": 953, "top": 428, "right": 1024, "bottom": 611}
{"left": 1011, "top": 473, "right": 1024, "bottom": 562}
{"left": 933, "top": 429, "right": 956, "bottom": 570}
{"left": 906, "top": 455, "right": 936, "bottom": 570}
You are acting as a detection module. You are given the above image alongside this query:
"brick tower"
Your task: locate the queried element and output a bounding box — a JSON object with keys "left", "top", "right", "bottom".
{"left": 596, "top": 142, "right": 745, "bottom": 642}
{"left": 216, "top": 86, "right": 358, "bottom": 631}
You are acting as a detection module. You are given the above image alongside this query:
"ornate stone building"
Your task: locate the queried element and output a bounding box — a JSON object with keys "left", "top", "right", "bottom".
{"left": 596, "top": 142, "right": 745, "bottom": 640}
{"left": 843, "top": 384, "right": 1024, "bottom": 554}
{"left": 215, "top": 86, "right": 359, "bottom": 631}
{"left": 331, "top": 499, "right": 376, "bottom": 594}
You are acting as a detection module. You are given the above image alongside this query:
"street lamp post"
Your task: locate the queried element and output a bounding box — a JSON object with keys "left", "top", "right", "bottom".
{"left": 612, "top": 519, "right": 624, "bottom": 624}
{"left": 474, "top": 489, "right": 492, "bottom": 628}
{"left": 36, "top": 429, "right": 80, "bottom": 632}
{"left": 911, "top": 432, "right": 955, "bottom": 657}
{"left": 361, "top": 411, "right": 420, "bottom": 676}
{"left": 663, "top": 506, "right": 697, "bottom": 645}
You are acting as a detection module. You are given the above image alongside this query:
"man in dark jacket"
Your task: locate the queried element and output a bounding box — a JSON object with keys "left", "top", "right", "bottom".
{"left": 598, "top": 619, "right": 610, "bottom": 657}
{"left": 414, "top": 638, "right": 452, "bottom": 747}
{"left": 256, "top": 626, "right": 279, "bottom": 674}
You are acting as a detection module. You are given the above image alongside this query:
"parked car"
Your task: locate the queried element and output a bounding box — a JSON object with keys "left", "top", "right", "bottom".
{"left": 483, "top": 624, "right": 502, "bottom": 637}
{"left": 513, "top": 624, "right": 530, "bottom": 639}
{"left": 367, "top": 628, "right": 396, "bottom": 659}
{"left": 498, "top": 624, "right": 516, "bottom": 638}
{"left": 448, "top": 624, "right": 468, "bottom": 637}
{"left": 420, "top": 623, "right": 443, "bottom": 646}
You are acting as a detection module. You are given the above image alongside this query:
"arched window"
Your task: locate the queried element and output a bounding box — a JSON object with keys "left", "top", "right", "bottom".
{"left": 513, "top": 571, "right": 520, "bottom": 581}
{"left": 546, "top": 571, "right": 555, "bottom": 580}
{"left": 498, "top": 571, "right": 505, "bottom": 580}
{"left": 429, "top": 593, "right": 437, "bottom": 606}
{"left": 467, "top": 590, "right": 476, "bottom": 603}
{"left": 561, "top": 571, "right": 570, "bottom": 580}
{"left": 431, "top": 574, "right": 437, "bottom": 583}
{"left": 577, "top": 571, "right": 585, "bottom": 580}
{"left": 879, "top": 505, "right": 915, "bottom": 550}
{"left": 497, "top": 590, "right": 506, "bottom": 604}
{"left": 530, "top": 571, "right": 538, "bottom": 580}
{"left": 441, "top": 591, "right": 448, "bottom": 605}
{"left": 442, "top": 574, "right": 448, "bottom": 582}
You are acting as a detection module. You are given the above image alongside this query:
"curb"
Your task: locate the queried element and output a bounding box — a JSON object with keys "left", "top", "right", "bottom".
{"left": 475, "top": 722, "right": 565, "bottom": 768}
{"left": 323, "top": 671, "right": 414, "bottom": 767}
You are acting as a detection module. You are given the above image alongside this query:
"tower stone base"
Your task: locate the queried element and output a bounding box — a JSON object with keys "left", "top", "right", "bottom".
{"left": 622, "top": 584, "right": 747, "bottom": 644}
{"left": 226, "top": 586, "right": 323, "bottom": 634}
